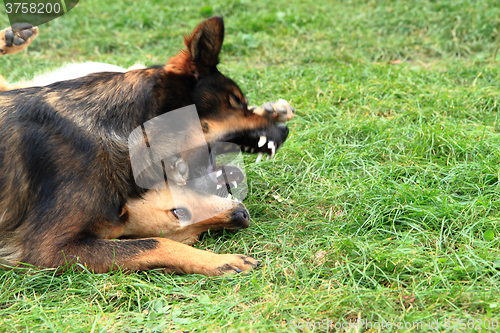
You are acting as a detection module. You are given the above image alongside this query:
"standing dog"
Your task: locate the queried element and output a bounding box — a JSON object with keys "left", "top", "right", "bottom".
{"left": 0, "top": 17, "right": 294, "bottom": 276}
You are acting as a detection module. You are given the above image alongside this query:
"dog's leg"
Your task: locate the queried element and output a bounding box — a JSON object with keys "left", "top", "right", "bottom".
{"left": 0, "top": 23, "right": 39, "bottom": 56}
{"left": 0, "top": 23, "right": 39, "bottom": 92}
{"left": 250, "top": 99, "right": 296, "bottom": 122}
{"left": 53, "top": 237, "right": 259, "bottom": 276}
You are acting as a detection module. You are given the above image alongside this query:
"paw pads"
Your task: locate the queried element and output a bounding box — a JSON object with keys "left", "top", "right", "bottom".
{"left": 165, "top": 155, "right": 189, "bottom": 185}
{"left": 1, "top": 23, "right": 38, "bottom": 55}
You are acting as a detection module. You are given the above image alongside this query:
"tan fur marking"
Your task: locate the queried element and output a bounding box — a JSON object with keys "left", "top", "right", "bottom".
{"left": 125, "top": 238, "right": 258, "bottom": 275}
{"left": 103, "top": 185, "right": 241, "bottom": 244}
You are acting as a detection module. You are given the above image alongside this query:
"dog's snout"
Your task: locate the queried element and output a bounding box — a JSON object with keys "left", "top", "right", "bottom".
{"left": 233, "top": 209, "right": 249, "bottom": 221}
{"left": 232, "top": 208, "right": 250, "bottom": 228}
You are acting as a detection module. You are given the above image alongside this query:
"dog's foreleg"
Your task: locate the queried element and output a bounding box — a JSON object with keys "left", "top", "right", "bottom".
{"left": 0, "top": 23, "right": 39, "bottom": 92}
{"left": 50, "top": 237, "right": 259, "bottom": 276}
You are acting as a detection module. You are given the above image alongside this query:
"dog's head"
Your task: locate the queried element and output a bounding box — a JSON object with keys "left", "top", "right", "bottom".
{"left": 157, "top": 16, "right": 291, "bottom": 193}
{"left": 109, "top": 164, "right": 250, "bottom": 244}
{"left": 162, "top": 16, "right": 290, "bottom": 160}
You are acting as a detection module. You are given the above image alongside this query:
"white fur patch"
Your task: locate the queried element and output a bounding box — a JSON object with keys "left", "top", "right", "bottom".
{"left": 18, "top": 62, "right": 145, "bottom": 87}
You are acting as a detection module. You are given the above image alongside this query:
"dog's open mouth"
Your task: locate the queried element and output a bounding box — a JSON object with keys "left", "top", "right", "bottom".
{"left": 214, "top": 124, "right": 290, "bottom": 162}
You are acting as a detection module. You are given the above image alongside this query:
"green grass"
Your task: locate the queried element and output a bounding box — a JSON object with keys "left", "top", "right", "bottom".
{"left": 2, "top": 0, "right": 500, "bottom": 331}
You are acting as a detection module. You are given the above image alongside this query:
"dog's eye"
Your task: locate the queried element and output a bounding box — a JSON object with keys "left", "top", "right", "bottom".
{"left": 171, "top": 208, "right": 191, "bottom": 220}
{"left": 229, "top": 93, "right": 244, "bottom": 109}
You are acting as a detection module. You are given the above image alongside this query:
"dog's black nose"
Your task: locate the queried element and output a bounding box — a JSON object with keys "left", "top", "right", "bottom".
{"left": 232, "top": 209, "right": 250, "bottom": 228}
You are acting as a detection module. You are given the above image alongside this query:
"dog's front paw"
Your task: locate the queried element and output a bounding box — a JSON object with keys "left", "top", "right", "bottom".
{"left": 210, "top": 254, "right": 260, "bottom": 276}
{"left": 165, "top": 155, "right": 189, "bottom": 185}
{"left": 0, "top": 23, "right": 39, "bottom": 55}
{"left": 163, "top": 253, "right": 260, "bottom": 276}
{"left": 250, "top": 99, "right": 295, "bottom": 122}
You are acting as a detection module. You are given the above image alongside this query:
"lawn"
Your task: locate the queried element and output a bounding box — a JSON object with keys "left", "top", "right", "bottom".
{"left": 1, "top": 0, "right": 500, "bottom": 331}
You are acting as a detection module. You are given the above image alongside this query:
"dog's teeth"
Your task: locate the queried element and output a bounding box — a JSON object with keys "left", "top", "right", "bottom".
{"left": 231, "top": 181, "right": 238, "bottom": 188}
{"left": 258, "top": 136, "right": 267, "bottom": 147}
{"left": 234, "top": 198, "right": 239, "bottom": 203}
{"left": 217, "top": 184, "right": 222, "bottom": 189}
{"left": 251, "top": 148, "right": 255, "bottom": 153}
{"left": 256, "top": 152, "right": 264, "bottom": 163}
{"left": 216, "top": 170, "right": 223, "bottom": 177}
{"left": 227, "top": 193, "right": 232, "bottom": 199}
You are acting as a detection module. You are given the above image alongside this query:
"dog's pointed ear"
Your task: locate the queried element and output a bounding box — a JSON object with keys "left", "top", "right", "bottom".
{"left": 165, "top": 16, "right": 225, "bottom": 78}
{"left": 185, "top": 16, "right": 224, "bottom": 69}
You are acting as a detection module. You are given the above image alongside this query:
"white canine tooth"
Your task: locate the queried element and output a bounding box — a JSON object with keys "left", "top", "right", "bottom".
{"left": 256, "top": 152, "right": 264, "bottom": 163}
{"left": 216, "top": 184, "right": 222, "bottom": 190}
{"left": 216, "top": 170, "right": 223, "bottom": 177}
{"left": 258, "top": 136, "right": 267, "bottom": 147}
{"left": 231, "top": 181, "right": 238, "bottom": 188}
{"left": 268, "top": 141, "right": 274, "bottom": 149}
{"left": 227, "top": 194, "right": 232, "bottom": 200}
{"left": 251, "top": 148, "right": 255, "bottom": 153}
{"left": 234, "top": 198, "right": 239, "bottom": 203}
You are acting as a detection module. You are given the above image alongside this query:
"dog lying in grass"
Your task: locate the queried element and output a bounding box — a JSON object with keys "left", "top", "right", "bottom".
{"left": 0, "top": 17, "right": 295, "bottom": 276}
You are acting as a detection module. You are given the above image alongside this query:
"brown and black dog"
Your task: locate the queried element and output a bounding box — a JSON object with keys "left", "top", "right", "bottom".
{"left": 0, "top": 17, "right": 294, "bottom": 276}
